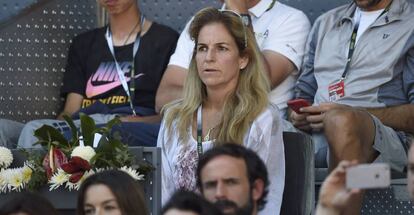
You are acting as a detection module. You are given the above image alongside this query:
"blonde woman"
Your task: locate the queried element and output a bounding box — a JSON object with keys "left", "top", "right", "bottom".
{"left": 157, "top": 7, "right": 285, "bottom": 214}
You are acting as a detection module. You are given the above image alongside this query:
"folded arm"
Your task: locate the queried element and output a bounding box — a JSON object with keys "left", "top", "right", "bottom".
{"left": 57, "top": 93, "right": 83, "bottom": 120}
{"left": 119, "top": 114, "right": 161, "bottom": 123}
{"left": 366, "top": 104, "right": 414, "bottom": 133}
{"left": 155, "top": 65, "right": 188, "bottom": 113}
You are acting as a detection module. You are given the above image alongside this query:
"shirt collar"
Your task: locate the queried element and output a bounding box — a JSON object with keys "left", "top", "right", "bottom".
{"left": 249, "top": 0, "right": 273, "bottom": 18}
{"left": 221, "top": 0, "right": 274, "bottom": 18}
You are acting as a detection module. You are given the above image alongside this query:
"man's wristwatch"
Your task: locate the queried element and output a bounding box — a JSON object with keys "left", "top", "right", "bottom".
{"left": 240, "top": 13, "right": 251, "bottom": 26}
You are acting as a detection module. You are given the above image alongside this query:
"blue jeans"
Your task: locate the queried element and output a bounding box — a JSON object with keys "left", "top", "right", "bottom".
{"left": 0, "top": 119, "right": 24, "bottom": 148}
{"left": 17, "top": 104, "right": 160, "bottom": 148}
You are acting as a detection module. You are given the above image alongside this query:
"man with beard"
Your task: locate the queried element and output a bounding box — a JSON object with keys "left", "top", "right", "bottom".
{"left": 196, "top": 143, "right": 269, "bottom": 215}
{"left": 290, "top": 0, "right": 414, "bottom": 214}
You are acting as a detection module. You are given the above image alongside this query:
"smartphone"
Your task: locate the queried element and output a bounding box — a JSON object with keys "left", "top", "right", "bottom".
{"left": 287, "top": 99, "right": 311, "bottom": 114}
{"left": 346, "top": 163, "right": 391, "bottom": 189}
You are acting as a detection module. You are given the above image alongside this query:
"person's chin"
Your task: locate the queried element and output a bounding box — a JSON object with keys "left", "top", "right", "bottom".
{"left": 354, "top": 0, "right": 369, "bottom": 7}
{"left": 353, "top": 0, "right": 382, "bottom": 10}
{"left": 221, "top": 208, "right": 237, "bottom": 215}
{"left": 106, "top": 7, "right": 121, "bottom": 15}
{"left": 215, "top": 202, "right": 238, "bottom": 215}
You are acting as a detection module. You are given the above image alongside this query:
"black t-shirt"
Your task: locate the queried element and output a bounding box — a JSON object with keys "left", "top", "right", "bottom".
{"left": 61, "top": 22, "right": 178, "bottom": 110}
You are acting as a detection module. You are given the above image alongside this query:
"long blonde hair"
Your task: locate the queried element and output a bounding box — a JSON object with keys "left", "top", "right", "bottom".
{"left": 163, "top": 7, "right": 270, "bottom": 145}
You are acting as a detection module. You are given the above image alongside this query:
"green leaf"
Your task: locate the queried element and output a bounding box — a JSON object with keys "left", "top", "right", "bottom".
{"left": 112, "top": 130, "right": 123, "bottom": 141}
{"left": 79, "top": 113, "right": 96, "bottom": 146}
{"left": 105, "top": 117, "right": 121, "bottom": 130}
{"left": 16, "top": 113, "right": 153, "bottom": 193}
{"left": 93, "top": 117, "right": 121, "bottom": 137}
{"left": 63, "top": 114, "right": 78, "bottom": 143}
{"left": 34, "top": 125, "right": 68, "bottom": 148}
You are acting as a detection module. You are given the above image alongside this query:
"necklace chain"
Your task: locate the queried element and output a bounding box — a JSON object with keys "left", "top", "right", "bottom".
{"left": 203, "top": 127, "right": 215, "bottom": 142}
{"left": 203, "top": 110, "right": 222, "bottom": 141}
{"left": 123, "top": 18, "right": 141, "bottom": 46}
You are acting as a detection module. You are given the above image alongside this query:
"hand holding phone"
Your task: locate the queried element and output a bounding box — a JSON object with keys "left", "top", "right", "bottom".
{"left": 287, "top": 99, "right": 311, "bottom": 114}
{"left": 346, "top": 163, "right": 391, "bottom": 189}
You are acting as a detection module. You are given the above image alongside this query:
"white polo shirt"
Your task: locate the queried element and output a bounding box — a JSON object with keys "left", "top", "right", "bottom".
{"left": 169, "top": 0, "right": 310, "bottom": 118}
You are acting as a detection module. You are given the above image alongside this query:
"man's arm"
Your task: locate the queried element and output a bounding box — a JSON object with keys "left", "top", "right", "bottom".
{"left": 263, "top": 51, "right": 295, "bottom": 88}
{"left": 289, "top": 18, "right": 323, "bottom": 129}
{"left": 155, "top": 18, "right": 194, "bottom": 113}
{"left": 363, "top": 47, "right": 414, "bottom": 133}
{"left": 294, "top": 16, "right": 321, "bottom": 102}
{"left": 366, "top": 104, "right": 414, "bottom": 134}
{"left": 292, "top": 103, "right": 414, "bottom": 134}
{"left": 57, "top": 93, "right": 84, "bottom": 120}
{"left": 155, "top": 65, "right": 188, "bottom": 113}
{"left": 225, "top": 0, "right": 302, "bottom": 89}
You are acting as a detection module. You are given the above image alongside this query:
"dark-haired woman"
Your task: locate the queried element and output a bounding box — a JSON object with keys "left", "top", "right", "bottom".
{"left": 77, "top": 170, "right": 148, "bottom": 215}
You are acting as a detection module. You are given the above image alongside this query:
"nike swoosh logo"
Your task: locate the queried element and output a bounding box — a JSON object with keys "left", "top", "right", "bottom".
{"left": 86, "top": 73, "right": 144, "bottom": 98}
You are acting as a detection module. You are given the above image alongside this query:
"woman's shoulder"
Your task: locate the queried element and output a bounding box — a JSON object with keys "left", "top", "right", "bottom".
{"left": 248, "top": 103, "right": 284, "bottom": 135}
{"left": 160, "top": 100, "right": 186, "bottom": 133}
{"left": 243, "top": 103, "right": 284, "bottom": 149}
{"left": 161, "top": 99, "right": 183, "bottom": 115}
{"left": 254, "top": 103, "right": 282, "bottom": 123}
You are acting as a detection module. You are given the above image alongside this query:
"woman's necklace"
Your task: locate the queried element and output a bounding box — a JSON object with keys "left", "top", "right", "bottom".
{"left": 203, "top": 126, "right": 216, "bottom": 142}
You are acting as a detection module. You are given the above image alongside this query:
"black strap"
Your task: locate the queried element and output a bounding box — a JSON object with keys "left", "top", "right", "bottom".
{"left": 105, "top": 15, "right": 145, "bottom": 116}
{"left": 340, "top": 2, "right": 392, "bottom": 80}
{"left": 196, "top": 106, "right": 203, "bottom": 156}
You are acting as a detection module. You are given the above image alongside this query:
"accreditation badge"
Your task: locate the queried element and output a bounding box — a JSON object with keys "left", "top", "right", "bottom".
{"left": 328, "top": 79, "right": 345, "bottom": 102}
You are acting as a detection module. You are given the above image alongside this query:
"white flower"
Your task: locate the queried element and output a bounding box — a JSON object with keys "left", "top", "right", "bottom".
{"left": 49, "top": 168, "right": 70, "bottom": 191}
{"left": 0, "top": 169, "right": 12, "bottom": 192}
{"left": 21, "top": 165, "right": 33, "bottom": 183}
{"left": 65, "top": 181, "right": 77, "bottom": 191}
{"left": 0, "top": 162, "right": 32, "bottom": 193}
{"left": 0, "top": 171, "right": 7, "bottom": 193}
{"left": 120, "top": 166, "right": 145, "bottom": 181}
{"left": 5, "top": 168, "right": 26, "bottom": 192}
{"left": 0, "top": 147, "right": 13, "bottom": 169}
{"left": 94, "top": 168, "right": 107, "bottom": 173}
{"left": 71, "top": 146, "right": 96, "bottom": 162}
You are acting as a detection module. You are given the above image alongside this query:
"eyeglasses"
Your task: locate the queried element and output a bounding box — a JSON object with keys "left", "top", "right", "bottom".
{"left": 218, "top": 9, "right": 248, "bottom": 49}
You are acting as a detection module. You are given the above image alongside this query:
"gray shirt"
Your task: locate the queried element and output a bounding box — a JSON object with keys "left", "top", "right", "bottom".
{"left": 296, "top": 0, "right": 414, "bottom": 107}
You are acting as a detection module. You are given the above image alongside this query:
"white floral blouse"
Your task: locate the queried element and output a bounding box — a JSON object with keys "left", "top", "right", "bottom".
{"left": 157, "top": 104, "right": 285, "bottom": 215}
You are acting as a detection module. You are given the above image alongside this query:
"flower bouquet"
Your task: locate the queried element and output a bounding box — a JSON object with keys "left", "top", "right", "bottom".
{"left": 0, "top": 114, "right": 152, "bottom": 193}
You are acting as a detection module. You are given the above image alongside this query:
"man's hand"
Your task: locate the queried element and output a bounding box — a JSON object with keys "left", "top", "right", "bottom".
{"left": 304, "top": 103, "right": 351, "bottom": 131}
{"left": 316, "top": 160, "right": 361, "bottom": 215}
{"left": 57, "top": 93, "right": 84, "bottom": 120}
{"left": 290, "top": 102, "right": 351, "bottom": 132}
{"left": 289, "top": 109, "right": 312, "bottom": 131}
